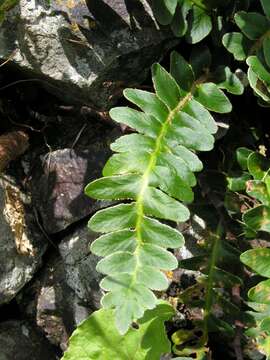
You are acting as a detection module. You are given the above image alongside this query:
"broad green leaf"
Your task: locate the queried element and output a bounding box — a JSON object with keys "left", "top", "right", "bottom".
{"left": 227, "top": 172, "right": 251, "bottom": 191}
{"left": 249, "top": 279, "right": 270, "bottom": 304}
{"left": 110, "top": 134, "right": 155, "bottom": 153}
{"left": 261, "top": 0, "right": 270, "bottom": 19}
{"left": 246, "top": 180, "right": 270, "bottom": 205}
{"left": 91, "top": 230, "right": 136, "bottom": 256}
{"left": 182, "top": 99, "right": 218, "bottom": 134}
{"left": 170, "top": 51, "right": 195, "bottom": 92}
{"left": 190, "top": 45, "right": 211, "bottom": 78}
{"left": 171, "top": 1, "right": 190, "bottom": 37}
{"left": 152, "top": 63, "right": 181, "bottom": 110}
{"left": 263, "top": 38, "right": 270, "bottom": 68}
{"left": 88, "top": 203, "right": 136, "bottom": 233}
{"left": 152, "top": 0, "right": 178, "bottom": 25}
{"left": 247, "top": 56, "right": 270, "bottom": 87}
{"left": 241, "top": 248, "right": 270, "bottom": 277}
{"left": 260, "top": 317, "right": 270, "bottom": 332}
{"left": 248, "top": 67, "right": 270, "bottom": 102}
{"left": 222, "top": 32, "right": 253, "bottom": 61}
{"left": 214, "top": 66, "right": 244, "bottom": 95}
{"left": 158, "top": 152, "right": 196, "bottom": 186}
{"left": 243, "top": 205, "right": 270, "bottom": 234}
{"left": 247, "top": 152, "right": 270, "bottom": 180}
{"left": 166, "top": 111, "right": 215, "bottom": 151}
{"left": 102, "top": 151, "right": 150, "bottom": 176}
{"left": 62, "top": 302, "right": 174, "bottom": 360}
{"left": 186, "top": 5, "right": 212, "bottom": 44}
{"left": 109, "top": 107, "right": 161, "bottom": 138}
{"left": 85, "top": 174, "right": 141, "bottom": 200}
{"left": 140, "top": 217, "right": 184, "bottom": 248}
{"left": 153, "top": 165, "right": 194, "bottom": 203}
{"left": 143, "top": 186, "right": 190, "bottom": 222}
{"left": 235, "top": 11, "right": 269, "bottom": 40}
{"left": 236, "top": 147, "right": 253, "bottom": 170}
{"left": 194, "top": 83, "right": 232, "bottom": 113}
{"left": 124, "top": 89, "right": 168, "bottom": 122}
{"left": 172, "top": 145, "right": 203, "bottom": 172}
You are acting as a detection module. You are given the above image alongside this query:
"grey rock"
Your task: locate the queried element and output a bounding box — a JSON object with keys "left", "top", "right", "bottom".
{"left": 59, "top": 223, "right": 102, "bottom": 307}
{"left": 0, "top": 176, "right": 47, "bottom": 305}
{"left": 0, "top": 0, "right": 176, "bottom": 108}
{"left": 30, "top": 128, "right": 117, "bottom": 233}
{"left": 19, "top": 224, "right": 101, "bottom": 350}
{"left": 0, "top": 321, "right": 57, "bottom": 360}
{"left": 18, "top": 253, "right": 93, "bottom": 351}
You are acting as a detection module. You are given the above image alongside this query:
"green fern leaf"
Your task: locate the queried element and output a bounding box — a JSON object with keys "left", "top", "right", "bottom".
{"left": 85, "top": 51, "right": 232, "bottom": 334}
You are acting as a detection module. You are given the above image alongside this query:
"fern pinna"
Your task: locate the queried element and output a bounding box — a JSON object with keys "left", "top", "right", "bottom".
{"left": 85, "top": 51, "right": 232, "bottom": 334}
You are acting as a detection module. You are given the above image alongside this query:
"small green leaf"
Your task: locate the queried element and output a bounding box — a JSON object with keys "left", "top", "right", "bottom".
{"left": 62, "top": 302, "right": 174, "bottom": 360}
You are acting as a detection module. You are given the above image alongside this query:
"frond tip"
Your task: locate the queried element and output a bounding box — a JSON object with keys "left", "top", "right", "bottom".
{"left": 85, "top": 51, "right": 232, "bottom": 334}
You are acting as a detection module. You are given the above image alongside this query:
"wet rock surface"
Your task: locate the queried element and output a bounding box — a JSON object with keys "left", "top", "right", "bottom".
{"left": 0, "top": 320, "right": 58, "bottom": 360}
{"left": 0, "top": 176, "right": 47, "bottom": 305}
{"left": 0, "top": 0, "right": 175, "bottom": 108}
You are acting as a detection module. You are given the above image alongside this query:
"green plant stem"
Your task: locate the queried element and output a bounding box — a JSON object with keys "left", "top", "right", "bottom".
{"left": 201, "top": 222, "right": 223, "bottom": 344}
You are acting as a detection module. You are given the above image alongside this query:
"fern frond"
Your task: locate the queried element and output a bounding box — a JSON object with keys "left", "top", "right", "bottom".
{"left": 85, "top": 51, "right": 232, "bottom": 334}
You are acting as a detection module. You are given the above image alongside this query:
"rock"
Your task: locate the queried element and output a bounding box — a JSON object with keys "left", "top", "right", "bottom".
{"left": 18, "top": 223, "right": 101, "bottom": 350}
{"left": 0, "top": 176, "right": 47, "bottom": 305}
{"left": 0, "top": 321, "right": 58, "bottom": 360}
{"left": 30, "top": 127, "right": 118, "bottom": 233}
{"left": 58, "top": 223, "right": 102, "bottom": 307}
{"left": 0, "top": 0, "right": 176, "bottom": 108}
